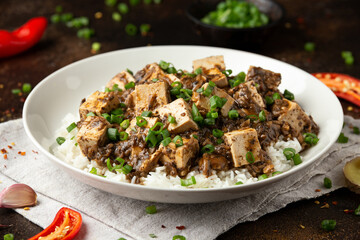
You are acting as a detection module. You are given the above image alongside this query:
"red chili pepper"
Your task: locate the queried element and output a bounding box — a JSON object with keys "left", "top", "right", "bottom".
{"left": 0, "top": 16, "right": 47, "bottom": 58}
{"left": 28, "top": 207, "right": 82, "bottom": 240}
{"left": 312, "top": 73, "right": 360, "bottom": 107}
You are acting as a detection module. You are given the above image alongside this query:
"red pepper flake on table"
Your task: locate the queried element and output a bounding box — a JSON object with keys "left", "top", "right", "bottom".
{"left": 176, "top": 226, "right": 186, "bottom": 230}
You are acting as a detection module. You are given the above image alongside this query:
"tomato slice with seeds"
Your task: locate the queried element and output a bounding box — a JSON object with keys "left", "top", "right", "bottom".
{"left": 28, "top": 207, "right": 82, "bottom": 240}
{"left": 312, "top": 73, "right": 360, "bottom": 107}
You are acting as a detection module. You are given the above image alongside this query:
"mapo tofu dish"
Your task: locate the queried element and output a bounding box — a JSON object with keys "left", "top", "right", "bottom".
{"left": 60, "top": 56, "right": 319, "bottom": 186}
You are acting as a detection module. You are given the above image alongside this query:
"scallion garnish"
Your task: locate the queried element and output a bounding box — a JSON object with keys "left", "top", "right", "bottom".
{"left": 353, "top": 126, "right": 360, "bottom": 134}
{"left": 204, "top": 118, "right": 215, "bottom": 126}
{"left": 246, "top": 114, "right": 259, "bottom": 121}
{"left": 87, "top": 112, "right": 96, "bottom": 117}
{"left": 337, "top": 132, "right": 348, "bottom": 143}
{"left": 110, "top": 114, "right": 123, "bottom": 124}
{"left": 228, "top": 110, "right": 239, "bottom": 119}
{"left": 120, "top": 119, "right": 130, "bottom": 129}
{"left": 258, "top": 174, "right": 268, "bottom": 180}
{"left": 160, "top": 129, "right": 170, "bottom": 139}
{"left": 172, "top": 235, "right": 186, "bottom": 240}
{"left": 145, "top": 205, "right": 157, "bottom": 214}
{"left": 141, "top": 111, "right": 152, "bottom": 117}
{"left": 259, "top": 110, "right": 266, "bottom": 122}
{"left": 209, "top": 95, "right": 227, "bottom": 110}
{"left": 171, "top": 81, "right": 182, "bottom": 89}
{"left": 125, "top": 23, "right": 137, "bottom": 36}
{"left": 22, "top": 83, "right": 32, "bottom": 94}
{"left": 192, "top": 104, "right": 203, "bottom": 123}
{"left": 321, "top": 219, "right": 336, "bottom": 231}
{"left": 173, "top": 135, "right": 183, "bottom": 147}
{"left": 203, "top": 81, "right": 215, "bottom": 97}
{"left": 136, "top": 116, "right": 147, "bottom": 127}
{"left": 102, "top": 113, "right": 111, "bottom": 122}
{"left": 140, "top": 23, "right": 151, "bottom": 36}
{"left": 192, "top": 134, "right": 198, "bottom": 139}
{"left": 161, "top": 137, "right": 172, "bottom": 146}
{"left": 150, "top": 122, "right": 164, "bottom": 133}
{"left": 272, "top": 92, "right": 281, "bottom": 100}
{"left": 121, "top": 164, "right": 133, "bottom": 174}
{"left": 201, "top": 144, "right": 215, "bottom": 154}
{"left": 222, "top": 69, "right": 232, "bottom": 77}
{"left": 194, "top": 67, "right": 202, "bottom": 75}
{"left": 126, "top": 68, "right": 133, "bottom": 75}
{"left": 145, "top": 131, "right": 158, "bottom": 147}
{"left": 125, "top": 82, "right": 135, "bottom": 90}
{"left": 56, "top": 137, "right": 66, "bottom": 145}
{"left": 246, "top": 151, "right": 255, "bottom": 163}
{"left": 235, "top": 181, "right": 243, "bottom": 185}
{"left": 272, "top": 171, "right": 282, "bottom": 176}
{"left": 66, "top": 122, "right": 77, "bottom": 133}
{"left": 196, "top": 87, "right": 204, "bottom": 93}
{"left": 284, "top": 89, "right": 295, "bottom": 100}
{"left": 180, "top": 176, "right": 196, "bottom": 186}
{"left": 107, "top": 128, "right": 119, "bottom": 141}
{"left": 149, "top": 234, "right": 157, "bottom": 238}
{"left": 119, "top": 131, "right": 129, "bottom": 141}
{"left": 112, "top": 12, "right": 122, "bottom": 22}
{"left": 152, "top": 78, "right": 158, "bottom": 82}
{"left": 265, "top": 96, "right": 274, "bottom": 105}
{"left": 118, "top": 2, "right": 129, "bottom": 14}
{"left": 159, "top": 60, "right": 170, "bottom": 70}
{"left": 168, "top": 115, "right": 176, "bottom": 124}
{"left": 293, "top": 153, "right": 302, "bottom": 165}
{"left": 216, "top": 139, "right": 223, "bottom": 144}
{"left": 355, "top": 204, "right": 360, "bottom": 215}
{"left": 304, "top": 132, "right": 319, "bottom": 145}
{"left": 283, "top": 148, "right": 296, "bottom": 160}
{"left": 212, "top": 129, "right": 224, "bottom": 138}
{"left": 206, "top": 111, "right": 218, "bottom": 119}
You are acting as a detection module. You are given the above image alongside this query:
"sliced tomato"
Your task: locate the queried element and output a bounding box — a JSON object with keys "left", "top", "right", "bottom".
{"left": 312, "top": 73, "right": 360, "bottom": 107}
{"left": 28, "top": 207, "right": 82, "bottom": 240}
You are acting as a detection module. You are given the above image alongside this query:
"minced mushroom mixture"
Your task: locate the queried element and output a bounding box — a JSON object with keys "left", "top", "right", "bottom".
{"left": 74, "top": 55, "right": 319, "bottom": 183}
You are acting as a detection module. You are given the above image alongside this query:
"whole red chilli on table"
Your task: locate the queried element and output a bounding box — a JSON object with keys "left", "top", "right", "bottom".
{"left": 0, "top": 16, "right": 47, "bottom": 58}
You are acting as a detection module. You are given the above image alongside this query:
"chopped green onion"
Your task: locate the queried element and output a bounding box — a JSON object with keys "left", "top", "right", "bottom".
{"left": 284, "top": 89, "right": 295, "bottom": 101}
{"left": 11, "top": 89, "right": 21, "bottom": 95}
{"left": 172, "top": 235, "right": 186, "bottom": 240}
{"left": 161, "top": 137, "right": 172, "bottom": 146}
{"left": 55, "top": 5, "right": 63, "bottom": 13}
{"left": 140, "top": 23, "right": 151, "bottom": 35}
{"left": 196, "top": 87, "right": 204, "bottom": 93}
{"left": 355, "top": 204, "right": 360, "bottom": 215}
{"left": 159, "top": 60, "right": 170, "bottom": 70}
{"left": 293, "top": 153, "right": 302, "bottom": 165}
{"left": 222, "top": 69, "right": 232, "bottom": 77}
{"left": 136, "top": 116, "right": 147, "bottom": 127}
{"left": 126, "top": 68, "right": 133, "bottom": 75}
{"left": 324, "top": 177, "right": 332, "bottom": 189}
{"left": 259, "top": 110, "right": 266, "bottom": 122}
{"left": 149, "top": 233, "right": 157, "bottom": 238}
{"left": 304, "top": 132, "right": 319, "bottom": 145}
{"left": 228, "top": 110, "right": 239, "bottom": 119}
{"left": 102, "top": 113, "right": 111, "bottom": 122}
{"left": 168, "top": 115, "right": 176, "bottom": 124}
{"left": 120, "top": 119, "right": 130, "bottom": 129}
{"left": 265, "top": 96, "right": 274, "bottom": 105}
{"left": 56, "top": 137, "right": 66, "bottom": 145}
{"left": 209, "top": 95, "right": 227, "bottom": 110}
{"left": 246, "top": 151, "right": 255, "bottom": 163}
{"left": 258, "top": 174, "right": 268, "bottom": 180}
{"left": 90, "top": 167, "right": 97, "bottom": 174}
{"left": 341, "top": 51, "right": 354, "bottom": 65}
{"left": 194, "top": 68, "right": 202, "bottom": 75}
{"left": 51, "top": 14, "right": 61, "bottom": 23}
{"left": 173, "top": 135, "right": 183, "bottom": 147}
{"left": 145, "top": 130, "right": 158, "bottom": 147}
{"left": 4, "top": 233, "right": 14, "bottom": 240}
{"left": 150, "top": 122, "right": 164, "bottom": 133}
{"left": 141, "top": 111, "right": 152, "bottom": 117}
{"left": 112, "top": 12, "right": 122, "bottom": 22}
{"left": 171, "top": 81, "right": 182, "bottom": 89}
{"left": 180, "top": 176, "right": 196, "bottom": 186}
{"left": 66, "top": 122, "right": 77, "bottom": 132}
{"left": 107, "top": 158, "right": 114, "bottom": 171}
{"left": 192, "top": 104, "right": 203, "bottom": 123}
{"left": 203, "top": 81, "right": 215, "bottom": 97}
{"left": 201, "top": 144, "right": 215, "bottom": 154}
{"left": 192, "top": 134, "right": 198, "bottom": 139}
{"left": 229, "top": 72, "right": 246, "bottom": 88}
{"left": 110, "top": 114, "right": 123, "bottom": 124}
{"left": 152, "top": 78, "right": 158, "bottom": 82}
{"left": 60, "top": 13, "right": 73, "bottom": 23}
{"left": 125, "top": 23, "right": 137, "bottom": 36}
{"left": 22, "top": 83, "right": 32, "bottom": 94}
{"left": 105, "top": 0, "right": 117, "bottom": 7}
{"left": 125, "top": 82, "right": 135, "bottom": 89}
{"left": 160, "top": 129, "right": 170, "bottom": 138}
{"left": 246, "top": 114, "right": 259, "bottom": 121}
{"left": 216, "top": 139, "right": 223, "bottom": 144}
{"left": 154, "top": 0, "right": 162, "bottom": 3}
{"left": 337, "top": 133, "right": 348, "bottom": 143}
{"left": 235, "top": 181, "right": 243, "bottom": 185}
{"left": 272, "top": 171, "right": 282, "bottom": 176}
{"left": 118, "top": 3, "right": 129, "bottom": 14}
{"left": 77, "top": 28, "right": 95, "bottom": 39}
{"left": 321, "top": 219, "right": 336, "bottom": 231}
{"left": 304, "top": 42, "right": 315, "bottom": 52}
{"left": 206, "top": 111, "right": 219, "bottom": 119}
{"left": 272, "top": 92, "right": 281, "bottom": 100}
{"left": 121, "top": 164, "right": 133, "bottom": 174}
{"left": 143, "top": 0, "right": 152, "bottom": 4}
{"left": 91, "top": 42, "right": 101, "bottom": 53}
{"left": 204, "top": 118, "right": 215, "bottom": 126}
{"left": 119, "top": 131, "right": 129, "bottom": 141}
{"left": 145, "top": 205, "right": 157, "bottom": 214}
{"left": 283, "top": 148, "right": 296, "bottom": 160}
{"left": 107, "top": 128, "right": 119, "bottom": 141}
{"left": 212, "top": 129, "right": 224, "bottom": 138}
{"left": 353, "top": 126, "right": 360, "bottom": 134}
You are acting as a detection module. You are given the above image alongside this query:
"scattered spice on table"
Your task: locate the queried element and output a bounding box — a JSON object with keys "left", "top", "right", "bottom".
{"left": 161, "top": 225, "right": 166, "bottom": 228}
{"left": 176, "top": 225, "right": 186, "bottom": 230}
{"left": 314, "top": 200, "right": 320, "bottom": 205}
{"left": 315, "top": 189, "right": 321, "bottom": 192}
{"left": 332, "top": 201, "right": 338, "bottom": 205}
{"left": 321, "top": 203, "right": 330, "bottom": 209}
{"left": 299, "top": 224, "right": 305, "bottom": 229}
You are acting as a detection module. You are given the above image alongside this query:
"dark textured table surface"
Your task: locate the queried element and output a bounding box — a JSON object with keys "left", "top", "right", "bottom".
{"left": 1, "top": 0, "right": 360, "bottom": 239}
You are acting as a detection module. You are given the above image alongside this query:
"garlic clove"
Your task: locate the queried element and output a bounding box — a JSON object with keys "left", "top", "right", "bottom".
{"left": 0, "top": 183, "right": 37, "bottom": 208}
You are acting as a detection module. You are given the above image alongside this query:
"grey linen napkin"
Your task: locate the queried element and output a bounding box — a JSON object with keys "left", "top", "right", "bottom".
{"left": 0, "top": 116, "right": 359, "bottom": 240}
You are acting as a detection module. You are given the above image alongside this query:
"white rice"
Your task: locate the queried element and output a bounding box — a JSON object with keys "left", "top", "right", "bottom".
{"left": 52, "top": 113, "right": 302, "bottom": 189}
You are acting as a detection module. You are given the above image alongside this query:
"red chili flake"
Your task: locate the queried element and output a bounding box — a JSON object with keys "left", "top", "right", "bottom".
{"left": 7, "top": 145, "right": 12, "bottom": 149}
{"left": 11, "top": 108, "right": 15, "bottom": 112}
{"left": 315, "top": 189, "right": 321, "bottom": 192}
{"left": 344, "top": 209, "right": 354, "bottom": 214}
{"left": 20, "top": 97, "right": 25, "bottom": 102}
{"left": 0, "top": 149, "right": 7, "bottom": 154}
{"left": 18, "top": 151, "right": 26, "bottom": 156}
{"left": 161, "top": 225, "right": 166, "bottom": 229}
{"left": 176, "top": 226, "right": 186, "bottom": 230}
{"left": 3, "top": 154, "right": 7, "bottom": 160}
{"left": 296, "top": 17, "right": 305, "bottom": 24}
{"left": 332, "top": 201, "right": 338, "bottom": 205}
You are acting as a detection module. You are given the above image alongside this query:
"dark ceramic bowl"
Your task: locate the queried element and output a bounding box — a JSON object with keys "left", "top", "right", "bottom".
{"left": 186, "top": 0, "right": 285, "bottom": 49}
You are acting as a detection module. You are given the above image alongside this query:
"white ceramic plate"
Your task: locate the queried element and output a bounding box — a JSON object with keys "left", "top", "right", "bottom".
{"left": 23, "top": 46, "right": 343, "bottom": 203}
